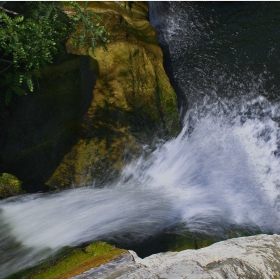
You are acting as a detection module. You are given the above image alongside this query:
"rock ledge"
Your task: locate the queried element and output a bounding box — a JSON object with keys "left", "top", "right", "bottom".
{"left": 74, "top": 234, "right": 280, "bottom": 279}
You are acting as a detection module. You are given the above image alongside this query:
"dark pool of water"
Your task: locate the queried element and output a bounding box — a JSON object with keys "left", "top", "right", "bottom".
{"left": 150, "top": 1, "right": 280, "bottom": 108}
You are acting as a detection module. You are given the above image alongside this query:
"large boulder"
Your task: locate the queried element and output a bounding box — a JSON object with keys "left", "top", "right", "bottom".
{"left": 0, "top": 2, "right": 180, "bottom": 191}
{"left": 46, "top": 1, "right": 180, "bottom": 189}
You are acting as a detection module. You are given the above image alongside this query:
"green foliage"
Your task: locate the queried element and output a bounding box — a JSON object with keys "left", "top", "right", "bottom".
{"left": 0, "top": 1, "right": 109, "bottom": 104}
{"left": 68, "top": 1, "right": 110, "bottom": 52}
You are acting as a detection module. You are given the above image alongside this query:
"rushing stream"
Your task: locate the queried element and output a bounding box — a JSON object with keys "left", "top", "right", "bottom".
{"left": 1, "top": 1, "right": 280, "bottom": 278}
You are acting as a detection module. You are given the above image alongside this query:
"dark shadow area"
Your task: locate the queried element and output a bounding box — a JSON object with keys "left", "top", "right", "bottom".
{"left": 148, "top": 2, "right": 189, "bottom": 122}
{"left": 159, "top": 37, "right": 189, "bottom": 122}
{"left": 96, "top": 223, "right": 267, "bottom": 258}
{"left": 82, "top": 102, "right": 128, "bottom": 146}
{"left": 0, "top": 55, "right": 96, "bottom": 192}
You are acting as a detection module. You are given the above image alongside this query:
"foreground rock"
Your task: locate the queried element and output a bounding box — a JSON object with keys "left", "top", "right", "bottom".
{"left": 73, "top": 234, "right": 280, "bottom": 279}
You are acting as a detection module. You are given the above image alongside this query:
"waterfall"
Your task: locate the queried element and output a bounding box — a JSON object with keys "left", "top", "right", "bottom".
{"left": 1, "top": 1, "right": 280, "bottom": 277}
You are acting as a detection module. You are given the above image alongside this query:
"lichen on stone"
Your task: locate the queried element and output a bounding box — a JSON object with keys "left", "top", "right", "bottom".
{"left": 0, "top": 173, "right": 24, "bottom": 199}
{"left": 46, "top": 1, "right": 181, "bottom": 189}
{"left": 0, "top": 2, "right": 181, "bottom": 191}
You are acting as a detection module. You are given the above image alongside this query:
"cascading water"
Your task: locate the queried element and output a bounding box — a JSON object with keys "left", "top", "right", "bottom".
{"left": 149, "top": 2, "right": 280, "bottom": 106}
{"left": 1, "top": 1, "right": 280, "bottom": 278}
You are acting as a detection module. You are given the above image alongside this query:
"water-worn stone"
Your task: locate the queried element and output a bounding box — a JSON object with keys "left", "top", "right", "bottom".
{"left": 0, "top": 2, "right": 180, "bottom": 191}
{"left": 74, "top": 234, "right": 280, "bottom": 279}
{"left": 46, "top": 1, "right": 180, "bottom": 189}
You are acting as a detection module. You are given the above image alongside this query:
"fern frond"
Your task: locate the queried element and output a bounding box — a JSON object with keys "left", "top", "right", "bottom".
{"left": 5, "top": 89, "right": 12, "bottom": 105}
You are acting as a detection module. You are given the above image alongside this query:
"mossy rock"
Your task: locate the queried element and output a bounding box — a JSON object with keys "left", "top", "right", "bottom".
{"left": 6, "top": 241, "right": 126, "bottom": 279}
{"left": 46, "top": 1, "right": 180, "bottom": 189}
{"left": 1, "top": 2, "right": 181, "bottom": 191}
{"left": 0, "top": 173, "right": 25, "bottom": 199}
{"left": 167, "top": 226, "right": 265, "bottom": 253}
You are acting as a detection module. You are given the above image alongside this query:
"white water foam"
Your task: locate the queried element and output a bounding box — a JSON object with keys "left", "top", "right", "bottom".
{"left": 1, "top": 93, "right": 280, "bottom": 277}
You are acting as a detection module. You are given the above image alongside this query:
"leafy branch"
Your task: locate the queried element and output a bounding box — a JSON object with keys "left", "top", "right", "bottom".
{"left": 0, "top": 1, "right": 109, "bottom": 104}
{"left": 67, "top": 1, "right": 110, "bottom": 52}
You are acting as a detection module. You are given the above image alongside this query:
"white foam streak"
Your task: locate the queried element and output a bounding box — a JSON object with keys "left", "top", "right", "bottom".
{"left": 0, "top": 95, "right": 280, "bottom": 277}
{"left": 1, "top": 186, "right": 178, "bottom": 249}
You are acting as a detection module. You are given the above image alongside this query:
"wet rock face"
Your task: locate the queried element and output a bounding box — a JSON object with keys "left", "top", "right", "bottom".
{"left": 0, "top": 173, "right": 24, "bottom": 199}
{"left": 0, "top": 2, "right": 180, "bottom": 191}
{"left": 46, "top": 1, "right": 180, "bottom": 189}
{"left": 73, "top": 234, "right": 280, "bottom": 279}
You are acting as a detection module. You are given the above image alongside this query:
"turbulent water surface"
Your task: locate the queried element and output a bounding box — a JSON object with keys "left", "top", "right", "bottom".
{"left": 1, "top": 1, "right": 280, "bottom": 278}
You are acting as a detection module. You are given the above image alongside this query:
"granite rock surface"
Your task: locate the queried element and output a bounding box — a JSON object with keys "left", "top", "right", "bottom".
{"left": 73, "top": 234, "right": 280, "bottom": 279}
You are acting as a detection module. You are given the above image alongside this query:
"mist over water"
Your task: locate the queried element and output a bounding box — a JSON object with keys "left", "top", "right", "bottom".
{"left": 149, "top": 1, "right": 280, "bottom": 106}
{"left": 1, "top": 93, "right": 280, "bottom": 277}
{"left": 1, "top": 1, "right": 280, "bottom": 278}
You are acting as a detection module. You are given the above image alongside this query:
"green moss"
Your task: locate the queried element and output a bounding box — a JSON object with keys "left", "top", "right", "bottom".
{"left": 166, "top": 231, "right": 217, "bottom": 252}
{"left": 168, "top": 226, "right": 266, "bottom": 253}
{"left": 3, "top": 1, "right": 180, "bottom": 191}
{"left": 6, "top": 242, "right": 126, "bottom": 279}
{"left": 225, "top": 227, "right": 264, "bottom": 239}
{"left": 0, "top": 173, "right": 25, "bottom": 199}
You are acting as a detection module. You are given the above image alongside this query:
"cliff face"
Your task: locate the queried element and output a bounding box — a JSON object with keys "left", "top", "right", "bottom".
{"left": 0, "top": 2, "right": 180, "bottom": 191}
{"left": 46, "top": 1, "right": 180, "bottom": 189}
